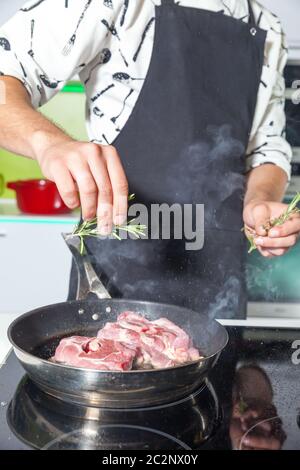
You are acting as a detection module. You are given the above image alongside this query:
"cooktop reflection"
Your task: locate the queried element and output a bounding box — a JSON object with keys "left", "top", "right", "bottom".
{"left": 7, "top": 371, "right": 220, "bottom": 450}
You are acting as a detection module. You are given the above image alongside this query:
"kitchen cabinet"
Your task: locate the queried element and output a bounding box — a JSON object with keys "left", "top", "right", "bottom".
{"left": 0, "top": 215, "right": 78, "bottom": 315}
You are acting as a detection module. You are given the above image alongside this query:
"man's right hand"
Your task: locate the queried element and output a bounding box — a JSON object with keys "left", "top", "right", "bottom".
{"left": 0, "top": 77, "right": 129, "bottom": 234}
{"left": 37, "top": 140, "right": 129, "bottom": 235}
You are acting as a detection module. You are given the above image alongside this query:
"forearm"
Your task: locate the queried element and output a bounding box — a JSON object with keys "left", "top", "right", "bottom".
{"left": 0, "top": 77, "right": 128, "bottom": 227}
{"left": 0, "top": 76, "right": 73, "bottom": 159}
{"left": 244, "top": 164, "right": 288, "bottom": 207}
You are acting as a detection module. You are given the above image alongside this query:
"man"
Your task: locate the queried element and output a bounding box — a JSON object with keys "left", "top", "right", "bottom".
{"left": 0, "top": 0, "right": 299, "bottom": 318}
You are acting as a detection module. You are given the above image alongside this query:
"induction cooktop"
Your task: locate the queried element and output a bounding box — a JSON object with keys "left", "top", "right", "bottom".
{"left": 1, "top": 326, "right": 300, "bottom": 450}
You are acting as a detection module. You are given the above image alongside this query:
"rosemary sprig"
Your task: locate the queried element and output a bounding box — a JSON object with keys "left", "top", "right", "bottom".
{"left": 269, "top": 192, "right": 300, "bottom": 227}
{"left": 70, "top": 194, "right": 147, "bottom": 254}
{"left": 243, "top": 225, "right": 257, "bottom": 254}
{"left": 243, "top": 192, "right": 300, "bottom": 254}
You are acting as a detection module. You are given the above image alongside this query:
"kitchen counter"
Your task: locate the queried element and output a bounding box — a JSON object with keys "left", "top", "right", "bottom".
{"left": 0, "top": 314, "right": 20, "bottom": 366}
{"left": 0, "top": 201, "right": 79, "bottom": 314}
{"left": 0, "top": 199, "right": 79, "bottom": 224}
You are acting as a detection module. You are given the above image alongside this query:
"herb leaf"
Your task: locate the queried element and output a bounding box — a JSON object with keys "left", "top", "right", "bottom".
{"left": 243, "top": 193, "right": 300, "bottom": 254}
{"left": 68, "top": 194, "right": 147, "bottom": 254}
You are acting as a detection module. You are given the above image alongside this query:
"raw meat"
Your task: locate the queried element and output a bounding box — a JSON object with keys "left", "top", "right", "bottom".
{"left": 53, "top": 335, "right": 136, "bottom": 371}
{"left": 52, "top": 312, "right": 201, "bottom": 371}
{"left": 98, "top": 312, "right": 201, "bottom": 369}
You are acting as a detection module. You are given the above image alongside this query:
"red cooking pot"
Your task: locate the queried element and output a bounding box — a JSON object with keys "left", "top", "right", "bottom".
{"left": 7, "top": 179, "right": 72, "bottom": 215}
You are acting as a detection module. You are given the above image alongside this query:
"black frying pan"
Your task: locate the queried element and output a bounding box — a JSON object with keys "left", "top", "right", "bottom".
{"left": 8, "top": 235, "right": 228, "bottom": 408}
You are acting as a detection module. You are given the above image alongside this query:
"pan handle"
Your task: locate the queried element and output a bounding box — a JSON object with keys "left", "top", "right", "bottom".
{"left": 62, "top": 233, "right": 111, "bottom": 300}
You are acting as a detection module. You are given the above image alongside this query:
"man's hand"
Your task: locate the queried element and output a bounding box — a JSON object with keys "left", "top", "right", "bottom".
{"left": 37, "top": 140, "right": 129, "bottom": 235}
{"left": 0, "top": 77, "right": 129, "bottom": 234}
{"left": 243, "top": 200, "right": 300, "bottom": 258}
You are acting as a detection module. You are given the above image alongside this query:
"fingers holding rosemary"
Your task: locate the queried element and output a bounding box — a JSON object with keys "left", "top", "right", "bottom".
{"left": 68, "top": 155, "right": 98, "bottom": 221}
{"left": 36, "top": 140, "right": 128, "bottom": 232}
{"left": 86, "top": 145, "right": 114, "bottom": 235}
{"left": 255, "top": 220, "right": 300, "bottom": 257}
{"left": 268, "top": 215, "right": 300, "bottom": 238}
{"left": 255, "top": 233, "right": 299, "bottom": 258}
{"left": 251, "top": 202, "right": 271, "bottom": 236}
{"left": 243, "top": 194, "right": 300, "bottom": 257}
{"left": 101, "top": 145, "right": 129, "bottom": 227}
{"left": 48, "top": 158, "right": 79, "bottom": 210}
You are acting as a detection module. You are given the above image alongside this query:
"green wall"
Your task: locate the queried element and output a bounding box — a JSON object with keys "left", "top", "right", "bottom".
{"left": 247, "top": 239, "right": 300, "bottom": 303}
{"left": 0, "top": 83, "right": 87, "bottom": 199}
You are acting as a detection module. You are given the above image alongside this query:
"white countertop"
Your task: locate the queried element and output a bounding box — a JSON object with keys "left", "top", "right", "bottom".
{"left": 1, "top": 313, "right": 300, "bottom": 370}
{"left": 0, "top": 198, "right": 79, "bottom": 224}
{"left": 0, "top": 314, "right": 20, "bottom": 367}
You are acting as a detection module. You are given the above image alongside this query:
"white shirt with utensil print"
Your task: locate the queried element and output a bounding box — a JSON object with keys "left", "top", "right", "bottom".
{"left": 0, "top": 0, "right": 292, "bottom": 178}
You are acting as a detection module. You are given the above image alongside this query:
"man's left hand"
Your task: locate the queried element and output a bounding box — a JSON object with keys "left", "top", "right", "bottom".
{"left": 243, "top": 200, "right": 300, "bottom": 258}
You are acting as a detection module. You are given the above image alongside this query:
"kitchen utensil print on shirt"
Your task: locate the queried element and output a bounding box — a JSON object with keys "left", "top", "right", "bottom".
{"left": 91, "top": 83, "right": 115, "bottom": 103}
{"left": 89, "top": 134, "right": 110, "bottom": 144}
{"left": 62, "top": 0, "right": 93, "bottom": 56}
{"left": 0, "top": 0, "right": 287, "bottom": 171}
{"left": 246, "top": 142, "right": 268, "bottom": 159}
{"left": 37, "top": 84, "right": 44, "bottom": 106}
{"left": 84, "top": 48, "right": 112, "bottom": 85}
{"left": 39, "top": 75, "right": 64, "bottom": 89}
{"left": 119, "top": 48, "right": 129, "bottom": 67}
{"left": 20, "top": 1, "right": 150, "bottom": 142}
{"left": 133, "top": 17, "right": 155, "bottom": 62}
{"left": 0, "top": 38, "right": 28, "bottom": 80}
{"left": 120, "top": 0, "right": 129, "bottom": 27}
{"left": 104, "top": 0, "right": 114, "bottom": 9}
{"left": 16, "top": 55, "right": 28, "bottom": 78}
{"left": 111, "top": 88, "right": 134, "bottom": 124}
{"left": 101, "top": 19, "right": 120, "bottom": 41}
{"left": 0, "top": 38, "right": 11, "bottom": 51}
{"left": 21, "top": 0, "right": 46, "bottom": 12}
{"left": 112, "top": 72, "right": 144, "bottom": 84}
{"left": 93, "top": 106, "right": 104, "bottom": 118}
{"left": 28, "top": 19, "right": 35, "bottom": 58}
{"left": 23, "top": 18, "right": 64, "bottom": 90}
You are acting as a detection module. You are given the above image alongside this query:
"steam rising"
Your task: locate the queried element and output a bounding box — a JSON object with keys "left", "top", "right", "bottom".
{"left": 167, "top": 125, "right": 244, "bottom": 202}
{"left": 208, "top": 276, "right": 242, "bottom": 319}
{"left": 246, "top": 262, "right": 279, "bottom": 302}
{"left": 81, "top": 124, "right": 247, "bottom": 319}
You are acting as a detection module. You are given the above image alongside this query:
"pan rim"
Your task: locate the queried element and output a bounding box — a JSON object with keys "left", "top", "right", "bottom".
{"left": 7, "top": 299, "right": 229, "bottom": 375}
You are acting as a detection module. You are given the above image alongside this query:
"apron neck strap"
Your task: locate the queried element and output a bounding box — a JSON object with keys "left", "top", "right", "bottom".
{"left": 162, "top": 0, "right": 256, "bottom": 25}
{"left": 247, "top": 0, "right": 256, "bottom": 26}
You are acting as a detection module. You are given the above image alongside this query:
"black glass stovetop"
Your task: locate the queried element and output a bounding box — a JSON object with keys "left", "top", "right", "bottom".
{"left": 1, "top": 326, "right": 300, "bottom": 450}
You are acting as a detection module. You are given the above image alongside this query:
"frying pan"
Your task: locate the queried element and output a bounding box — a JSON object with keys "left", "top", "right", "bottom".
{"left": 8, "top": 235, "right": 228, "bottom": 409}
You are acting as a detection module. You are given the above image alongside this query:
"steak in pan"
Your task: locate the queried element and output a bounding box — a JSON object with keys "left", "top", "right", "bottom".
{"left": 53, "top": 312, "right": 201, "bottom": 371}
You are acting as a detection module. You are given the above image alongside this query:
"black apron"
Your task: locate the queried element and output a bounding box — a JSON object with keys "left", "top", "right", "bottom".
{"left": 69, "top": 0, "right": 266, "bottom": 319}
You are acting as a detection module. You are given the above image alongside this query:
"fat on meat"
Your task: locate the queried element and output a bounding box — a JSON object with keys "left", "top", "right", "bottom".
{"left": 53, "top": 335, "right": 136, "bottom": 371}
{"left": 97, "top": 312, "right": 201, "bottom": 369}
